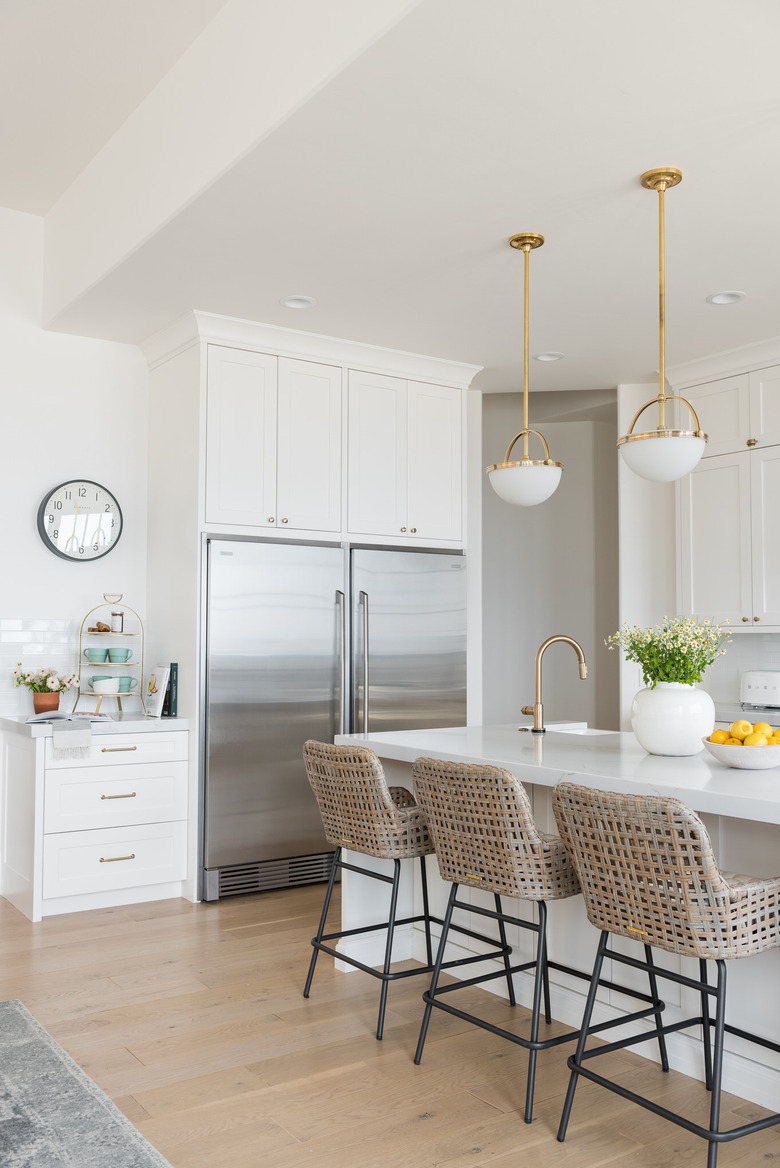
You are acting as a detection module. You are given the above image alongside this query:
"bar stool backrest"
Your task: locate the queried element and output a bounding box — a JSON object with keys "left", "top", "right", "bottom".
{"left": 303, "top": 740, "right": 430, "bottom": 860}
{"left": 552, "top": 781, "right": 776, "bottom": 959}
{"left": 412, "top": 757, "right": 580, "bottom": 900}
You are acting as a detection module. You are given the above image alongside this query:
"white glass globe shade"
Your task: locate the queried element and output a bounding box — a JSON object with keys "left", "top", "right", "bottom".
{"left": 487, "top": 463, "right": 562, "bottom": 506}
{"left": 619, "top": 434, "right": 705, "bottom": 482}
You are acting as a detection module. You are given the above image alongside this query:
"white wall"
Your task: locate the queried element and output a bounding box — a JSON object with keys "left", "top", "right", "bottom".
{"left": 0, "top": 207, "right": 149, "bottom": 714}
{"left": 481, "top": 398, "right": 619, "bottom": 729}
{"left": 616, "top": 383, "right": 677, "bottom": 727}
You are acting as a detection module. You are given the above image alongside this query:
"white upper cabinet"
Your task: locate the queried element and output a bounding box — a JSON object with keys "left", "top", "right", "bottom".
{"left": 347, "top": 371, "right": 407, "bottom": 536}
{"left": 749, "top": 368, "right": 780, "bottom": 448}
{"left": 685, "top": 365, "right": 780, "bottom": 457}
{"left": 347, "top": 372, "right": 462, "bottom": 542}
{"left": 205, "top": 348, "right": 341, "bottom": 532}
{"left": 205, "top": 347, "right": 277, "bottom": 527}
{"left": 407, "top": 380, "right": 462, "bottom": 541}
{"left": 751, "top": 445, "right": 780, "bottom": 625}
{"left": 678, "top": 452, "right": 752, "bottom": 624}
{"left": 683, "top": 375, "right": 750, "bottom": 457}
{"left": 276, "top": 358, "right": 341, "bottom": 532}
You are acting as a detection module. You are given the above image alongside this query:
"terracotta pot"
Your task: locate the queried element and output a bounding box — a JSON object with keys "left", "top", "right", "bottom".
{"left": 32, "top": 691, "right": 60, "bottom": 715}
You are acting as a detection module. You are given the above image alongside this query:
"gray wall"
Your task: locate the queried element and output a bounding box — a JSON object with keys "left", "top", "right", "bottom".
{"left": 482, "top": 395, "right": 619, "bottom": 729}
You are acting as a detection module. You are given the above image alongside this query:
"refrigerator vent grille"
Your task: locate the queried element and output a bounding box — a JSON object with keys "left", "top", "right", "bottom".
{"left": 217, "top": 852, "right": 336, "bottom": 897}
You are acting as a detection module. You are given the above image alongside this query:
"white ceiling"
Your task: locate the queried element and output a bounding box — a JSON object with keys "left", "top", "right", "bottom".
{"left": 5, "top": 0, "right": 780, "bottom": 393}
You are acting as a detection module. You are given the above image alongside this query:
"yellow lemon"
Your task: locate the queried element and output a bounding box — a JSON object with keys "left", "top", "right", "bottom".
{"left": 743, "top": 732, "right": 769, "bottom": 746}
{"left": 769, "top": 735, "right": 780, "bottom": 746}
{"left": 725, "top": 737, "right": 742, "bottom": 745}
{"left": 709, "top": 729, "right": 730, "bottom": 744}
{"left": 753, "top": 722, "right": 774, "bottom": 737}
{"left": 729, "top": 720, "right": 754, "bottom": 741}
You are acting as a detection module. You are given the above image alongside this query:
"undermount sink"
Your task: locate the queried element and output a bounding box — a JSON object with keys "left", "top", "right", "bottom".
{"left": 549, "top": 726, "right": 616, "bottom": 736}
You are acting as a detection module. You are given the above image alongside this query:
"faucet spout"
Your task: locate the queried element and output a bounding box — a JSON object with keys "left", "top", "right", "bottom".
{"left": 521, "top": 634, "right": 588, "bottom": 734}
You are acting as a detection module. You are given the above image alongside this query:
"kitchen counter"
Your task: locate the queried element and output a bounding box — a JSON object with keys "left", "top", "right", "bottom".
{"left": 334, "top": 723, "right": 780, "bottom": 1113}
{"left": 0, "top": 713, "right": 189, "bottom": 737}
{"left": 335, "top": 722, "right": 780, "bottom": 824}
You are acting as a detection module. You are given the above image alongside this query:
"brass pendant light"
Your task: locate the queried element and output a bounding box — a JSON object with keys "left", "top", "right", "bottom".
{"left": 487, "top": 233, "right": 563, "bottom": 506}
{"left": 617, "top": 168, "right": 707, "bottom": 481}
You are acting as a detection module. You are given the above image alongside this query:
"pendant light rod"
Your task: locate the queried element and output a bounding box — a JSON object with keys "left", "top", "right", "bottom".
{"left": 509, "top": 232, "right": 544, "bottom": 461}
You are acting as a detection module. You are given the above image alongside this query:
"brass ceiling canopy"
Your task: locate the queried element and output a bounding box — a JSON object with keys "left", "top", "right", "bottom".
{"left": 617, "top": 167, "right": 707, "bottom": 482}
{"left": 486, "top": 233, "right": 563, "bottom": 507}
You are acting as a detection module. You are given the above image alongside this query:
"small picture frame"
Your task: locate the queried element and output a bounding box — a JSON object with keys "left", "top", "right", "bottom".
{"left": 144, "top": 666, "right": 170, "bottom": 718}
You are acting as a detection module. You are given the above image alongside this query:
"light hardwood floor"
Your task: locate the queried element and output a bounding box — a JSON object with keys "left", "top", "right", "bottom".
{"left": 0, "top": 886, "right": 778, "bottom": 1167}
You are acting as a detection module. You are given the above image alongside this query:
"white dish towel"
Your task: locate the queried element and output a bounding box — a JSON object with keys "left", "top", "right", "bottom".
{"left": 51, "top": 721, "right": 92, "bottom": 760}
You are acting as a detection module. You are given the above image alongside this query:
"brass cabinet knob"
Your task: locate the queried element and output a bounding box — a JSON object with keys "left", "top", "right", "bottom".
{"left": 411, "top": 527, "right": 417, "bottom": 533}
{"left": 747, "top": 438, "right": 758, "bottom": 447}
{"left": 742, "top": 617, "right": 749, "bottom": 622}
{"left": 400, "top": 527, "right": 406, "bottom": 532}
{"left": 754, "top": 616, "right": 760, "bottom": 622}
{"left": 267, "top": 517, "right": 275, "bottom": 523}
{"left": 281, "top": 518, "right": 288, "bottom": 524}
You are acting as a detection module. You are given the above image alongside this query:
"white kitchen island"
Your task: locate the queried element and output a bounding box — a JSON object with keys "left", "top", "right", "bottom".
{"left": 335, "top": 724, "right": 780, "bottom": 1111}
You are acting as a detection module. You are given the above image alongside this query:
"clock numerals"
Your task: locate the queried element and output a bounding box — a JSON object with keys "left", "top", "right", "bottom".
{"left": 37, "top": 481, "right": 123, "bottom": 562}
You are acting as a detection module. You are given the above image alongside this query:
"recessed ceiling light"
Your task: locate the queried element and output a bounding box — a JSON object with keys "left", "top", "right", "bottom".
{"left": 280, "top": 295, "right": 316, "bottom": 309}
{"left": 705, "top": 291, "right": 745, "bottom": 305}
{"left": 534, "top": 351, "right": 564, "bottom": 362}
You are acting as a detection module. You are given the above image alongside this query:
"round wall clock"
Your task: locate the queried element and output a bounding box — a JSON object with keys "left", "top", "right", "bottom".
{"left": 37, "top": 480, "right": 123, "bottom": 561}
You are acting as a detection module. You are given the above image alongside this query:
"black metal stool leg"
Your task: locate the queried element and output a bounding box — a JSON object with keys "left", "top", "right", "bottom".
{"left": 643, "top": 943, "right": 669, "bottom": 1072}
{"left": 558, "top": 930, "right": 608, "bottom": 1142}
{"left": 523, "top": 900, "right": 548, "bottom": 1124}
{"left": 303, "top": 847, "right": 340, "bottom": 999}
{"left": 376, "top": 859, "right": 402, "bottom": 1040}
{"left": 700, "top": 958, "right": 713, "bottom": 1091}
{"left": 706, "top": 960, "right": 727, "bottom": 1168}
{"left": 414, "top": 882, "right": 458, "bottom": 1064}
{"left": 494, "top": 894, "right": 516, "bottom": 1007}
{"left": 420, "top": 854, "right": 433, "bottom": 968}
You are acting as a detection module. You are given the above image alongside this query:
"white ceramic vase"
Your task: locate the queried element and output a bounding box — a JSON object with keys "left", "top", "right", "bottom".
{"left": 630, "top": 682, "right": 715, "bottom": 756}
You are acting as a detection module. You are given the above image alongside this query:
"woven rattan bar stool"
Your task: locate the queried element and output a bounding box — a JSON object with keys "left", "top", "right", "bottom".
{"left": 411, "top": 758, "right": 667, "bottom": 1123}
{"left": 553, "top": 781, "right": 780, "bottom": 1168}
{"left": 302, "top": 741, "right": 511, "bottom": 1041}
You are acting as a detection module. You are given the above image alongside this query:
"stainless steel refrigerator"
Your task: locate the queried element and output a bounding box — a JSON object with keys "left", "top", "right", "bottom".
{"left": 202, "top": 538, "right": 466, "bottom": 899}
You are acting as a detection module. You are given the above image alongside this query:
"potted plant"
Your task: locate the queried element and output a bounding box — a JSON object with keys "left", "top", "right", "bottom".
{"left": 13, "top": 664, "right": 79, "bottom": 715}
{"left": 606, "top": 617, "right": 730, "bottom": 756}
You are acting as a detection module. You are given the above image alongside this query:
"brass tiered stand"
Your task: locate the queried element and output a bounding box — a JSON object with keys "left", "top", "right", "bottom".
{"left": 73, "top": 593, "right": 146, "bottom": 714}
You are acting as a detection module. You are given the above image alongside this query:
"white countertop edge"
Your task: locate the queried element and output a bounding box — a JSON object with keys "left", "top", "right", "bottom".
{"left": 335, "top": 724, "right": 780, "bottom": 826}
{"left": 0, "top": 714, "right": 189, "bottom": 738}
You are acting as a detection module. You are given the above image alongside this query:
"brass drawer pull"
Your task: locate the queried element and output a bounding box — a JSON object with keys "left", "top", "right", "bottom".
{"left": 100, "top": 746, "right": 138, "bottom": 753}
{"left": 99, "top": 853, "right": 135, "bottom": 863}
{"left": 100, "top": 792, "right": 136, "bottom": 800}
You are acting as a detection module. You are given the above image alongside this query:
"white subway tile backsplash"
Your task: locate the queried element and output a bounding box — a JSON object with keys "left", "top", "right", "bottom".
{"left": 701, "top": 631, "right": 780, "bottom": 703}
{"left": 0, "top": 617, "right": 81, "bottom": 716}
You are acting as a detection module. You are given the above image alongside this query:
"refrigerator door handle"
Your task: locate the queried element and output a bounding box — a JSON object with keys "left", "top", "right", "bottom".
{"left": 336, "top": 589, "right": 346, "bottom": 735}
{"left": 360, "top": 589, "right": 370, "bottom": 733}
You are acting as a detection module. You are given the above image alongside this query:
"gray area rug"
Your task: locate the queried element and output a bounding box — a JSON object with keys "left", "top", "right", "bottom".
{"left": 0, "top": 999, "right": 172, "bottom": 1167}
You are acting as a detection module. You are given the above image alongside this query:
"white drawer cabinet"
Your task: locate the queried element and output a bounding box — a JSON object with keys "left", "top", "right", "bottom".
{"left": 43, "top": 761, "right": 188, "bottom": 833}
{"left": 0, "top": 721, "right": 190, "bottom": 922}
{"left": 43, "top": 821, "right": 187, "bottom": 899}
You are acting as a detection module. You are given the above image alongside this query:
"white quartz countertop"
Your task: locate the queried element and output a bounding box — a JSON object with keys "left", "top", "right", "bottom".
{"left": 335, "top": 723, "right": 780, "bottom": 826}
{"left": 0, "top": 714, "right": 189, "bottom": 739}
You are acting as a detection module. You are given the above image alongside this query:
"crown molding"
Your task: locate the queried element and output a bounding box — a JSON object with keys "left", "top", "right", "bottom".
{"left": 140, "top": 310, "right": 483, "bottom": 388}
{"left": 667, "top": 334, "right": 780, "bottom": 390}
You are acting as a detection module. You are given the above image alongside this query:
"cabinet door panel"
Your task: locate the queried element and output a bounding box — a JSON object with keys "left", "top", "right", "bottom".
{"left": 276, "top": 358, "right": 341, "bottom": 531}
{"left": 684, "top": 375, "right": 750, "bottom": 457}
{"left": 679, "top": 453, "right": 752, "bottom": 623}
{"left": 347, "top": 371, "right": 407, "bottom": 536}
{"left": 749, "top": 368, "right": 780, "bottom": 448}
{"left": 751, "top": 446, "right": 780, "bottom": 625}
{"left": 407, "top": 381, "right": 462, "bottom": 541}
{"left": 205, "top": 347, "right": 277, "bottom": 526}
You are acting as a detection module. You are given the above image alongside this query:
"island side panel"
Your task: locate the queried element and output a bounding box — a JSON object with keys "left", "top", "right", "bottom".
{"left": 0, "top": 732, "right": 44, "bottom": 921}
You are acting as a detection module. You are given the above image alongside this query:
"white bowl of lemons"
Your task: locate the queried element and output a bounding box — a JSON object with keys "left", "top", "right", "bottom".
{"left": 702, "top": 720, "right": 780, "bottom": 770}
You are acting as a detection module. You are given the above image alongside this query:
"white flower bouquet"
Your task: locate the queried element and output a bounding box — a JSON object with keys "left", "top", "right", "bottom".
{"left": 13, "top": 663, "right": 79, "bottom": 694}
